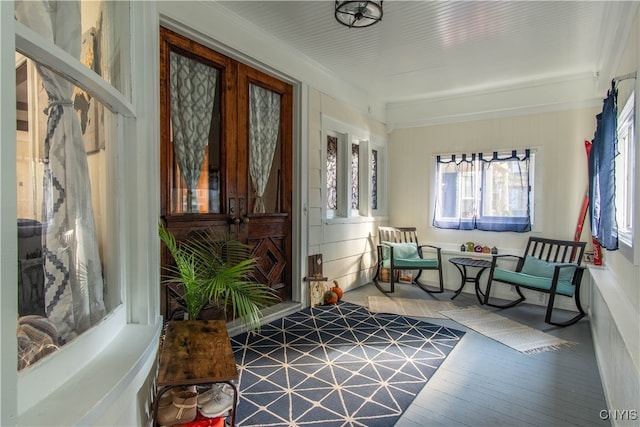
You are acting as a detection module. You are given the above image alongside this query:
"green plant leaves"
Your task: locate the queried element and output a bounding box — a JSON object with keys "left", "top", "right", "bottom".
{"left": 158, "top": 222, "right": 280, "bottom": 330}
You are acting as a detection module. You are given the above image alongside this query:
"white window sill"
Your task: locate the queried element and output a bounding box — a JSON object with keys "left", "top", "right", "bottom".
{"left": 18, "top": 316, "right": 162, "bottom": 426}
{"left": 324, "top": 215, "right": 388, "bottom": 225}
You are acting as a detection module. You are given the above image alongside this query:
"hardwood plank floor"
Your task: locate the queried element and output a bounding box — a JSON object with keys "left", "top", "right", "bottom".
{"left": 342, "top": 282, "right": 609, "bottom": 427}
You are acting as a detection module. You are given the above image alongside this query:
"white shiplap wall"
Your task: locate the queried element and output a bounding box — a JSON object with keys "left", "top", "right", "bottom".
{"left": 307, "top": 88, "right": 388, "bottom": 293}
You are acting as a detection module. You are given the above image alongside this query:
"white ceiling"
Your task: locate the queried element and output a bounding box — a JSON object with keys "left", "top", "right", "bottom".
{"left": 216, "top": 1, "right": 635, "bottom": 107}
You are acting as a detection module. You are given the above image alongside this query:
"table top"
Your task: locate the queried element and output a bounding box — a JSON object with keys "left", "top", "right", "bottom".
{"left": 449, "top": 257, "right": 492, "bottom": 268}
{"left": 157, "top": 320, "right": 238, "bottom": 387}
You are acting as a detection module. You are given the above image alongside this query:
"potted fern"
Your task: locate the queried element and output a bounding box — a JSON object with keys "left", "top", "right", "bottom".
{"left": 158, "top": 223, "right": 279, "bottom": 331}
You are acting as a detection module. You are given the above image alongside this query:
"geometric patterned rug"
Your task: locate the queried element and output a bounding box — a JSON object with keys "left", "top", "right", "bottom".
{"left": 230, "top": 301, "right": 465, "bottom": 426}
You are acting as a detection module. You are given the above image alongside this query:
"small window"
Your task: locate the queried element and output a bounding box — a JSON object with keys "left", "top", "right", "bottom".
{"left": 371, "top": 149, "right": 378, "bottom": 211}
{"left": 322, "top": 115, "right": 386, "bottom": 220}
{"left": 351, "top": 142, "right": 360, "bottom": 211}
{"left": 433, "top": 150, "right": 533, "bottom": 232}
{"left": 326, "top": 133, "right": 339, "bottom": 213}
{"left": 615, "top": 92, "right": 635, "bottom": 256}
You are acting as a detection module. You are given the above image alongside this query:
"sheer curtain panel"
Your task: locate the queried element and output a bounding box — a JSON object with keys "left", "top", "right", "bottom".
{"left": 249, "top": 84, "right": 281, "bottom": 213}
{"left": 15, "top": 0, "right": 106, "bottom": 343}
{"left": 169, "top": 52, "right": 217, "bottom": 213}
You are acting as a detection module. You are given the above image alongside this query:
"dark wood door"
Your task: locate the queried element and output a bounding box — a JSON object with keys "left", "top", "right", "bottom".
{"left": 236, "top": 64, "right": 292, "bottom": 301}
{"left": 159, "top": 28, "right": 292, "bottom": 318}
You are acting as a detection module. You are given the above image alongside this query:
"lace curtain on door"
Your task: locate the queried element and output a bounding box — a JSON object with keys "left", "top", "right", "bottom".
{"left": 169, "top": 52, "right": 217, "bottom": 212}
{"left": 15, "top": 0, "right": 106, "bottom": 343}
{"left": 249, "top": 84, "right": 281, "bottom": 213}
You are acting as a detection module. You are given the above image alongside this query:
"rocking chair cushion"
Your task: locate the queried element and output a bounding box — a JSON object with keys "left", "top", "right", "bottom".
{"left": 521, "top": 256, "right": 577, "bottom": 282}
{"left": 382, "top": 257, "right": 439, "bottom": 269}
{"left": 493, "top": 268, "right": 576, "bottom": 297}
{"left": 381, "top": 242, "right": 419, "bottom": 260}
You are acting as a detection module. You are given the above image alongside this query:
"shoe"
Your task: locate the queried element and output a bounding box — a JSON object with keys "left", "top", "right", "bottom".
{"left": 158, "top": 387, "right": 186, "bottom": 408}
{"left": 156, "top": 390, "right": 198, "bottom": 426}
{"left": 197, "top": 388, "right": 216, "bottom": 407}
{"left": 219, "top": 383, "right": 234, "bottom": 397}
{"left": 199, "top": 384, "right": 233, "bottom": 418}
{"left": 197, "top": 383, "right": 234, "bottom": 407}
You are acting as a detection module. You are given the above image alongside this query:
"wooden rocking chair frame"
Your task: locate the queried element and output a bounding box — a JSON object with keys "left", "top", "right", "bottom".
{"left": 483, "top": 236, "right": 587, "bottom": 326}
{"left": 373, "top": 226, "right": 444, "bottom": 295}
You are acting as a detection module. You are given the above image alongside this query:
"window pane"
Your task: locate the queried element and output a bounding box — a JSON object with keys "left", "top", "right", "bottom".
{"left": 351, "top": 143, "right": 359, "bottom": 210}
{"left": 249, "top": 84, "right": 282, "bottom": 214}
{"left": 434, "top": 152, "right": 531, "bottom": 232}
{"left": 437, "top": 162, "right": 474, "bottom": 220}
{"left": 327, "top": 135, "right": 338, "bottom": 210}
{"left": 482, "top": 159, "right": 529, "bottom": 217}
{"left": 16, "top": 56, "right": 118, "bottom": 369}
{"left": 371, "top": 149, "right": 378, "bottom": 210}
{"left": 169, "top": 51, "right": 221, "bottom": 214}
{"left": 616, "top": 94, "right": 635, "bottom": 239}
{"left": 15, "top": 0, "right": 131, "bottom": 99}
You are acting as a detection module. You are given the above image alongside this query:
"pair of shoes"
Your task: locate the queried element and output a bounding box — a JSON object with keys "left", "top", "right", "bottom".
{"left": 156, "top": 390, "right": 198, "bottom": 426}
{"left": 157, "top": 386, "right": 189, "bottom": 408}
{"left": 198, "top": 384, "right": 233, "bottom": 418}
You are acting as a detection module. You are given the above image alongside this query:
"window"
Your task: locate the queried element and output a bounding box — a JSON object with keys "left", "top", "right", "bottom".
{"left": 371, "top": 149, "right": 378, "bottom": 210}
{"left": 327, "top": 134, "right": 339, "bottom": 211}
{"left": 351, "top": 142, "right": 360, "bottom": 211}
{"left": 433, "top": 150, "right": 533, "bottom": 232}
{"left": 14, "top": 1, "right": 131, "bottom": 368}
{"left": 322, "top": 115, "right": 386, "bottom": 219}
{"left": 616, "top": 92, "right": 636, "bottom": 259}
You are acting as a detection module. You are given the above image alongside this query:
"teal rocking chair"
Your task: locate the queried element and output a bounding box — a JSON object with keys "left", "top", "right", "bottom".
{"left": 373, "top": 226, "right": 444, "bottom": 295}
{"left": 483, "top": 237, "right": 587, "bottom": 326}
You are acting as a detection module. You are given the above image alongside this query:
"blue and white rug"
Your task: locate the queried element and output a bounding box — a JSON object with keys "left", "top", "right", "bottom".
{"left": 231, "top": 301, "right": 465, "bottom": 426}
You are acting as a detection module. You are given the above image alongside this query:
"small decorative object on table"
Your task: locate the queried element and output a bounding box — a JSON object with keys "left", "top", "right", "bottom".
{"left": 491, "top": 246, "right": 498, "bottom": 254}
{"left": 460, "top": 244, "right": 466, "bottom": 252}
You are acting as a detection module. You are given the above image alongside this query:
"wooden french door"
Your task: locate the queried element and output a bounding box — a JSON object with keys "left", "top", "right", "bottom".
{"left": 236, "top": 64, "right": 293, "bottom": 301}
{"left": 159, "top": 28, "right": 292, "bottom": 319}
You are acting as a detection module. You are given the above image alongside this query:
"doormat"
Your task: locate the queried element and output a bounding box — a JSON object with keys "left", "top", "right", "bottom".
{"left": 231, "top": 301, "right": 465, "bottom": 426}
{"left": 439, "top": 306, "right": 576, "bottom": 354}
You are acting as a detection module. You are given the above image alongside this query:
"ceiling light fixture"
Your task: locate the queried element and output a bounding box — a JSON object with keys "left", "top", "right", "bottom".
{"left": 335, "top": 1, "right": 383, "bottom": 29}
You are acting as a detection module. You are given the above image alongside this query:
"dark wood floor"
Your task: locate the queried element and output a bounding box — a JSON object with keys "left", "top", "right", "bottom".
{"left": 342, "top": 282, "right": 609, "bottom": 427}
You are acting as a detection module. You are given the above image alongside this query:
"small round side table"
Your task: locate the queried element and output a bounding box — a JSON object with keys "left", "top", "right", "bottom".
{"left": 448, "top": 257, "right": 492, "bottom": 304}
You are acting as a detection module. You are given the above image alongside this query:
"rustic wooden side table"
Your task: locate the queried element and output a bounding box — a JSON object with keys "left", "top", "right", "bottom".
{"left": 153, "top": 320, "right": 239, "bottom": 426}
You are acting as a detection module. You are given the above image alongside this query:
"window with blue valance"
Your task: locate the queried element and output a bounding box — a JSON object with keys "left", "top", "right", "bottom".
{"left": 433, "top": 150, "right": 532, "bottom": 232}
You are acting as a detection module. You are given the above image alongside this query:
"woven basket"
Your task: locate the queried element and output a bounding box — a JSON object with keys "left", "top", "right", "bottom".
{"left": 379, "top": 268, "right": 398, "bottom": 283}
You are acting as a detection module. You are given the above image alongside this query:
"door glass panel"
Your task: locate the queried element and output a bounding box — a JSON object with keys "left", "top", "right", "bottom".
{"left": 169, "top": 51, "right": 221, "bottom": 214}
{"left": 248, "top": 84, "right": 281, "bottom": 214}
